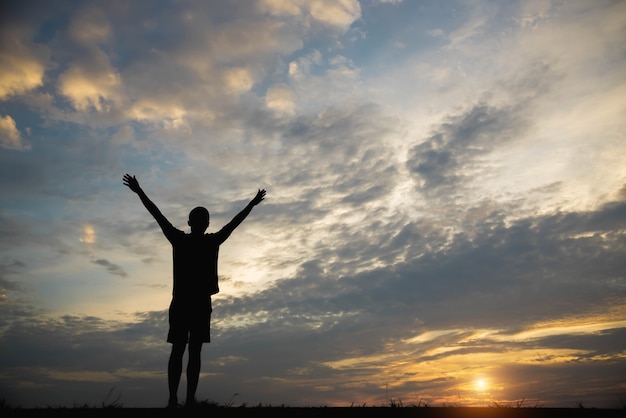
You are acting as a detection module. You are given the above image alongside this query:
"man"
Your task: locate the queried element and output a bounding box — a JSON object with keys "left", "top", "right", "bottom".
{"left": 123, "top": 173, "right": 266, "bottom": 408}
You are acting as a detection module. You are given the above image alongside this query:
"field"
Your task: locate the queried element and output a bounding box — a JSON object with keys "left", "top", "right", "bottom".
{"left": 3, "top": 406, "right": 624, "bottom": 418}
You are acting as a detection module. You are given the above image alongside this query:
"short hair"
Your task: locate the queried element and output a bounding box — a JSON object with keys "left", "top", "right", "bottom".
{"left": 189, "top": 206, "right": 209, "bottom": 224}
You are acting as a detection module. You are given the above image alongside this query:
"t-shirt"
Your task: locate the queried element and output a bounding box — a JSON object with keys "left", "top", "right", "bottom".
{"left": 160, "top": 223, "right": 233, "bottom": 299}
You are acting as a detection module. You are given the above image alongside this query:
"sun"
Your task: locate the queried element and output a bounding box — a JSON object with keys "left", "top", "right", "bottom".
{"left": 475, "top": 378, "right": 488, "bottom": 391}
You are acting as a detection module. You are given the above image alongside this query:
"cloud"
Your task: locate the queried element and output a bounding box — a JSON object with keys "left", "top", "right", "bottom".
{"left": 0, "top": 23, "right": 48, "bottom": 100}
{"left": 516, "top": 0, "right": 553, "bottom": 28}
{"left": 0, "top": 196, "right": 624, "bottom": 407}
{"left": 260, "top": 0, "right": 361, "bottom": 31}
{"left": 67, "top": 5, "right": 112, "bottom": 45}
{"left": 91, "top": 258, "right": 128, "bottom": 279}
{"left": 404, "top": 59, "right": 568, "bottom": 203}
{"left": 309, "top": 0, "right": 361, "bottom": 30}
{"left": 0, "top": 211, "right": 39, "bottom": 252}
{"left": 206, "top": 198, "right": 625, "bottom": 406}
{"left": 0, "top": 311, "right": 168, "bottom": 407}
{"left": 407, "top": 102, "right": 526, "bottom": 193}
{"left": 58, "top": 64, "right": 122, "bottom": 112}
{"left": 0, "top": 259, "right": 25, "bottom": 306}
{"left": 216, "top": 197, "right": 626, "bottom": 338}
{"left": 265, "top": 84, "right": 295, "bottom": 116}
{"left": 0, "top": 114, "right": 29, "bottom": 150}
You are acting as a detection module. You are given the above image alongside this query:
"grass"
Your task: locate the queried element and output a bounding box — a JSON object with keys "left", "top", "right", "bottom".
{"left": 2, "top": 391, "right": 625, "bottom": 417}
{"left": 490, "top": 398, "right": 544, "bottom": 408}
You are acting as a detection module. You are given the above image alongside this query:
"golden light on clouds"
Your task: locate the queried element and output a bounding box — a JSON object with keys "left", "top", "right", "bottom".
{"left": 0, "top": 35, "right": 46, "bottom": 100}
{"left": 260, "top": 0, "right": 361, "bottom": 30}
{"left": 129, "top": 101, "right": 187, "bottom": 122}
{"left": 58, "top": 65, "right": 121, "bottom": 111}
{"left": 0, "top": 114, "right": 28, "bottom": 150}
{"left": 318, "top": 304, "right": 626, "bottom": 405}
{"left": 309, "top": 0, "right": 361, "bottom": 30}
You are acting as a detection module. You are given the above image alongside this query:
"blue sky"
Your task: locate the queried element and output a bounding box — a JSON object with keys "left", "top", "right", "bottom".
{"left": 1, "top": 0, "right": 625, "bottom": 409}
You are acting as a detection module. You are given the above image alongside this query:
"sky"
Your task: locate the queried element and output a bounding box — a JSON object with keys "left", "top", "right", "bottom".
{"left": 1, "top": 0, "right": 625, "bottom": 409}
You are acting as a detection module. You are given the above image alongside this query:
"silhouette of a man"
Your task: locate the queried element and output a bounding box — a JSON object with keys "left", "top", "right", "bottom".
{"left": 123, "top": 174, "right": 266, "bottom": 408}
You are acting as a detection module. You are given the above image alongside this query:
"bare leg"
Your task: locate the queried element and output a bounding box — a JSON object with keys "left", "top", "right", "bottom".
{"left": 168, "top": 342, "right": 186, "bottom": 408}
{"left": 186, "top": 341, "right": 203, "bottom": 405}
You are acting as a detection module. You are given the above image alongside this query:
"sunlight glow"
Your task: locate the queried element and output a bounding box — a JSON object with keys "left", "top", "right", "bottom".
{"left": 475, "top": 378, "right": 487, "bottom": 391}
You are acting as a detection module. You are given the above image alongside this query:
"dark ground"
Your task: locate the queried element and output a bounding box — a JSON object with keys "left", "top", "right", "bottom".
{"left": 3, "top": 407, "right": 624, "bottom": 418}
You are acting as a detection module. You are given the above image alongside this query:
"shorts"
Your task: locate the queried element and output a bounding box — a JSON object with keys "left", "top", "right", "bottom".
{"left": 167, "top": 297, "right": 212, "bottom": 344}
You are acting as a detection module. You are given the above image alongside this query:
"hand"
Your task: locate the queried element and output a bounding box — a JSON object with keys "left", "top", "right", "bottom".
{"left": 123, "top": 174, "right": 142, "bottom": 193}
{"left": 251, "top": 189, "right": 266, "bottom": 206}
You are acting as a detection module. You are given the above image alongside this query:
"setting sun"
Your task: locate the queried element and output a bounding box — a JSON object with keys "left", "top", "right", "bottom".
{"left": 475, "top": 378, "right": 487, "bottom": 391}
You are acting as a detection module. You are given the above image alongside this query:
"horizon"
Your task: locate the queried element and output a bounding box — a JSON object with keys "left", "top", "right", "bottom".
{"left": 1, "top": 0, "right": 625, "bottom": 410}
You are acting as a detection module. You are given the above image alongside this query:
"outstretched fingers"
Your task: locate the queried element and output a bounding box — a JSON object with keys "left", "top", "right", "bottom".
{"left": 253, "top": 189, "right": 266, "bottom": 205}
{"left": 123, "top": 174, "right": 140, "bottom": 192}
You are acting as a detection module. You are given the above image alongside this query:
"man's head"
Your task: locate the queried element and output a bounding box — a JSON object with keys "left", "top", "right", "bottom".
{"left": 188, "top": 206, "right": 209, "bottom": 234}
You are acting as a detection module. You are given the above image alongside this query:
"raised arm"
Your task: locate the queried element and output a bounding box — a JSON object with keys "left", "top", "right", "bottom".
{"left": 123, "top": 174, "right": 176, "bottom": 237}
{"left": 217, "top": 189, "right": 266, "bottom": 241}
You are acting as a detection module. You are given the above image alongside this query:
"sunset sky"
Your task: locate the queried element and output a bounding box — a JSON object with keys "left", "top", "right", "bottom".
{"left": 1, "top": 0, "right": 625, "bottom": 409}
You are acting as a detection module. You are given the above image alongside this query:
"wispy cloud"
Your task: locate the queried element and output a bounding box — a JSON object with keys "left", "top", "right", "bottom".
{"left": 91, "top": 258, "right": 127, "bottom": 279}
